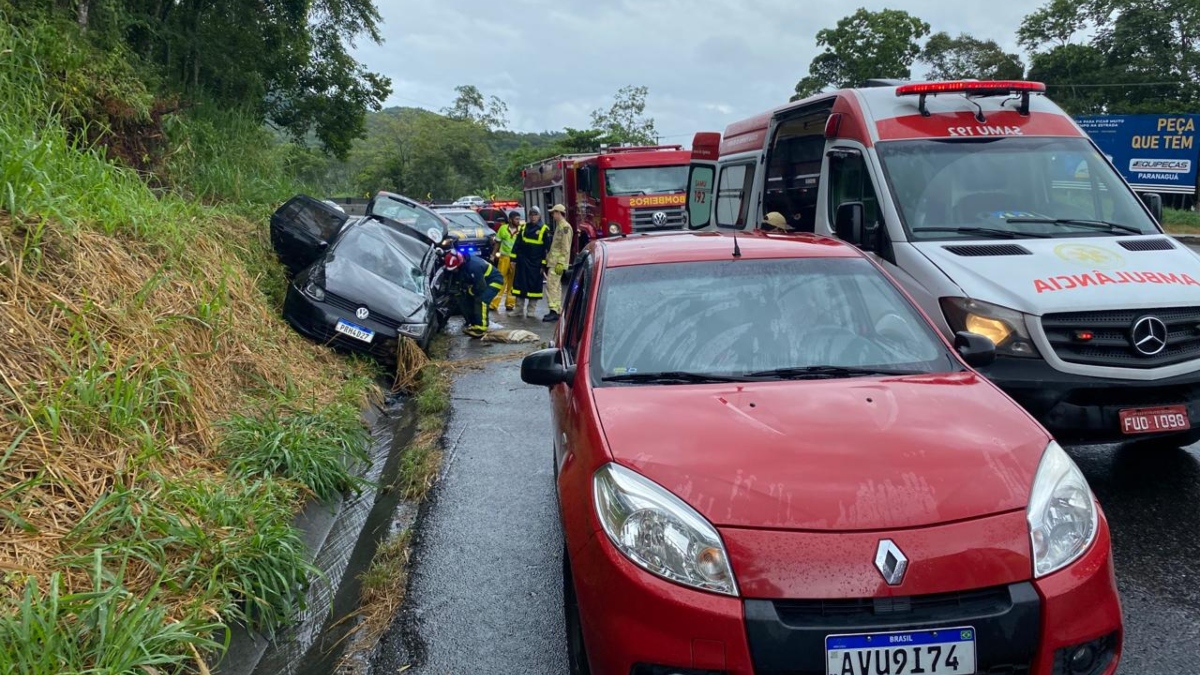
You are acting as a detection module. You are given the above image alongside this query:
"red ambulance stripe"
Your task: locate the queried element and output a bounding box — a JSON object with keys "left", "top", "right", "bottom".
{"left": 876, "top": 110, "right": 1084, "bottom": 141}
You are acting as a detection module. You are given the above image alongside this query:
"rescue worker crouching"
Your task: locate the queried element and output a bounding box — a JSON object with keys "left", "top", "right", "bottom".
{"left": 543, "top": 203, "right": 573, "bottom": 322}
{"left": 490, "top": 210, "right": 520, "bottom": 312}
{"left": 443, "top": 249, "right": 504, "bottom": 338}
{"left": 511, "top": 206, "right": 550, "bottom": 319}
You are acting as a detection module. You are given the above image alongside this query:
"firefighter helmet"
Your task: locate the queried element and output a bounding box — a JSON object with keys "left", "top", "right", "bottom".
{"left": 443, "top": 250, "right": 465, "bottom": 271}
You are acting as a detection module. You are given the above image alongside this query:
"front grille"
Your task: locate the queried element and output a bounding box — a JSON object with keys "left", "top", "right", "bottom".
{"left": 1118, "top": 238, "right": 1175, "bottom": 251}
{"left": 630, "top": 205, "right": 685, "bottom": 231}
{"left": 323, "top": 291, "right": 404, "bottom": 331}
{"left": 1042, "top": 306, "right": 1200, "bottom": 368}
{"left": 746, "top": 583, "right": 1039, "bottom": 675}
{"left": 773, "top": 585, "right": 1011, "bottom": 628}
{"left": 943, "top": 244, "right": 1032, "bottom": 257}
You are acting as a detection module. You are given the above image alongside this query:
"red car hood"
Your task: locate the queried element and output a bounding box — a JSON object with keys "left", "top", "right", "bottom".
{"left": 593, "top": 373, "right": 1048, "bottom": 531}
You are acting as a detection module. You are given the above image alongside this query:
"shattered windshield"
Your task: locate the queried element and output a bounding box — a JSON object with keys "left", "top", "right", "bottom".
{"left": 332, "top": 224, "right": 425, "bottom": 294}
{"left": 591, "top": 258, "right": 952, "bottom": 380}
{"left": 604, "top": 166, "right": 689, "bottom": 196}
{"left": 876, "top": 137, "right": 1159, "bottom": 241}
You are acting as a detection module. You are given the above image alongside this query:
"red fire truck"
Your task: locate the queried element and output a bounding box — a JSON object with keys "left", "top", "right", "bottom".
{"left": 521, "top": 145, "right": 693, "bottom": 255}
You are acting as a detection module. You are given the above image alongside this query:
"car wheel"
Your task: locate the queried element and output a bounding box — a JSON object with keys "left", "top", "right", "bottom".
{"left": 562, "top": 548, "right": 591, "bottom": 675}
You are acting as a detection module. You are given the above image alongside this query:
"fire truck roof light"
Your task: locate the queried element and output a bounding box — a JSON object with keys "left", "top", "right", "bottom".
{"left": 894, "top": 80, "right": 1046, "bottom": 96}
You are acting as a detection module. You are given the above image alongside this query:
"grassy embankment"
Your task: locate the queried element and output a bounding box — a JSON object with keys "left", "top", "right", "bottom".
{"left": 1164, "top": 208, "right": 1200, "bottom": 235}
{"left": 0, "top": 14, "right": 380, "bottom": 674}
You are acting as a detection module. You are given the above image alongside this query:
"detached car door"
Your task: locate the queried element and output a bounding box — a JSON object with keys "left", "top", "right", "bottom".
{"left": 270, "top": 196, "right": 348, "bottom": 276}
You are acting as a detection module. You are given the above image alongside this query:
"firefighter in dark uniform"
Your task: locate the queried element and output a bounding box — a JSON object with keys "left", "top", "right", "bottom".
{"left": 443, "top": 250, "right": 504, "bottom": 338}
{"left": 511, "top": 206, "right": 550, "bottom": 318}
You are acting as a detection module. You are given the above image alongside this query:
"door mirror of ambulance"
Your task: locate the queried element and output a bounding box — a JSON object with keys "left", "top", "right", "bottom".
{"left": 1139, "top": 192, "right": 1163, "bottom": 225}
{"left": 954, "top": 331, "right": 997, "bottom": 368}
{"left": 521, "top": 348, "right": 576, "bottom": 387}
{"left": 835, "top": 202, "right": 865, "bottom": 246}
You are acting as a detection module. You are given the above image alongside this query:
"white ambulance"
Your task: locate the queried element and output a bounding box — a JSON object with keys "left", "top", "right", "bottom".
{"left": 686, "top": 79, "right": 1200, "bottom": 448}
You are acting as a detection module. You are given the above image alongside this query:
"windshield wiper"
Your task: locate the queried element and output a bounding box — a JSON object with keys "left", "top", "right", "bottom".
{"left": 911, "top": 226, "right": 1052, "bottom": 239}
{"left": 1005, "top": 217, "right": 1142, "bottom": 236}
{"left": 602, "top": 371, "right": 754, "bottom": 384}
{"left": 747, "top": 365, "right": 922, "bottom": 380}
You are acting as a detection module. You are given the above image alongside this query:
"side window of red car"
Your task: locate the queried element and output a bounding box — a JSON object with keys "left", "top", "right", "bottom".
{"left": 562, "top": 254, "right": 592, "bottom": 362}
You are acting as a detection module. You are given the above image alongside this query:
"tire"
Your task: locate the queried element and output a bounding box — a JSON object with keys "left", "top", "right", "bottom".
{"left": 562, "top": 549, "right": 591, "bottom": 675}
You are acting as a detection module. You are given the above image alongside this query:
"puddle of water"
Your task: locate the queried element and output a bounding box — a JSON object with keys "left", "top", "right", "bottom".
{"left": 216, "top": 396, "right": 417, "bottom": 675}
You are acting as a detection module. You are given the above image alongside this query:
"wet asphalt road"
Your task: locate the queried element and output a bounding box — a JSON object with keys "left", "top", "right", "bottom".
{"left": 374, "top": 302, "right": 1200, "bottom": 674}
{"left": 373, "top": 303, "right": 565, "bottom": 674}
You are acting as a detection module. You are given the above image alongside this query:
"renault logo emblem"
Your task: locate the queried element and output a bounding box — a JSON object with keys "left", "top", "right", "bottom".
{"left": 1130, "top": 316, "right": 1167, "bottom": 356}
{"left": 652, "top": 211, "right": 669, "bottom": 227}
{"left": 874, "top": 539, "right": 908, "bottom": 586}
{"left": 356, "top": 307, "right": 370, "bottom": 321}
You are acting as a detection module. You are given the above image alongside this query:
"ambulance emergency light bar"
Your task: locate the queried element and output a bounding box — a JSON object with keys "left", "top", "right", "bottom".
{"left": 896, "top": 80, "right": 1046, "bottom": 118}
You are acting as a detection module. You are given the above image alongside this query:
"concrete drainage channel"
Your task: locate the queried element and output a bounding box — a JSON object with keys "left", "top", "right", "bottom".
{"left": 213, "top": 392, "right": 420, "bottom": 675}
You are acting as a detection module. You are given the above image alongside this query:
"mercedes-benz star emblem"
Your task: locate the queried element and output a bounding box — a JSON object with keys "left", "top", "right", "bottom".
{"left": 652, "top": 211, "right": 669, "bottom": 227}
{"left": 1130, "top": 316, "right": 1167, "bottom": 356}
{"left": 874, "top": 539, "right": 908, "bottom": 586}
{"left": 356, "top": 307, "right": 370, "bottom": 321}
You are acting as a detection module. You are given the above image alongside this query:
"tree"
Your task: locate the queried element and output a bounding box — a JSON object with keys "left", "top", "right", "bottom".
{"left": 792, "top": 9, "right": 931, "bottom": 100}
{"left": 443, "top": 84, "right": 509, "bottom": 131}
{"left": 921, "top": 32, "right": 1024, "bottom": 81}
{"left": 1017, "top": 0, "right": 1091, "bottom": 50}
{"left": 1017, "top": 0, "right": 1200, "bottom": 114}
{"left": 590, "top": 86, "right": 657, "bottom": 146}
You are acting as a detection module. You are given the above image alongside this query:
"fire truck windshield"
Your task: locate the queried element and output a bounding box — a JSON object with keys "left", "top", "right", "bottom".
{"left": 604, "top": 166, "right": 689, "bottom": 196}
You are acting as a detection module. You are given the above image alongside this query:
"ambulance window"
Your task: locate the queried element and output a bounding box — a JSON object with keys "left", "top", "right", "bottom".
{"left": 1046, "top": 150, "right": 1120, "bottom": 220}
{"left": 828, "top": 151, "right": 881, "bottom": 226}
{"left": 715, "top": 162, "right": 757, "bottom": 228}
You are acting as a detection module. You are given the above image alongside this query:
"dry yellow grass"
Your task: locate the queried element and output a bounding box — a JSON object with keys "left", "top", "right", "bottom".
{"left": 0, "top": 213, "right": 365, "bottom": 601}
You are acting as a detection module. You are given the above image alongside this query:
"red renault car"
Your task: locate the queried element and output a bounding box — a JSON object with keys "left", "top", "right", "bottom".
{"left": 521, "top": 232, "right": 1121, "bottom": 675}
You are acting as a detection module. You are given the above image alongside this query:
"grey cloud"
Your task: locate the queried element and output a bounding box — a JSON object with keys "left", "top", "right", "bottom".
{"left": 354, "top": 0, "right": 1044, "bottom": 136}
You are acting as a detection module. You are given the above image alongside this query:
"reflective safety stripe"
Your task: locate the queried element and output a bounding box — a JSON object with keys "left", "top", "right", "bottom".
{"left": 489, "top": 281, "right": 504, "bottom": 289}
{"left": 521, "top": 224, "right": 548, "bottom": 244}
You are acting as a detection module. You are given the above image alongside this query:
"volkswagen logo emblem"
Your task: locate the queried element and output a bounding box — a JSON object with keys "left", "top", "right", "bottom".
{"left": 874, "top": 539, "right": 908, "bottom": 586}
{"left": 1130, "top": 316, "right": 1168, "bottom": 356}
{"left": 356, "top": 307, "right": 370, "bottom": 321}
{"left": 651, "top": 211, "right": 669, "bottom": 227}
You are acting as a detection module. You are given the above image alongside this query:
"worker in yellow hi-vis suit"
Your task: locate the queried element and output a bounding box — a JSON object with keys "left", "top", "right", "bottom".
{"left": 489, "top": 210, "right": 520, "bottom": 312}
{"left": 542, "top": 203, "right": 573, "bottom": 322}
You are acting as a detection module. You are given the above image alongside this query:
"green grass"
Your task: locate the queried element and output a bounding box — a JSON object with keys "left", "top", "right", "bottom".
{"left": 220, "top": 402, "right": 370, "bottom": 502}
{"left": 0, "top": 551, "right": 224, "bottom": 675}
{"left": 0, "top": 11, "right": 378, "bottom": 673}
{"left": 65, "top": 474, "right": 315, "bottom": 635}
{"left": 1164, "top": 207, "right": 1200, "bottom": 234}
{"left": 396, "top": 336, "right": 451, "bottom": 501}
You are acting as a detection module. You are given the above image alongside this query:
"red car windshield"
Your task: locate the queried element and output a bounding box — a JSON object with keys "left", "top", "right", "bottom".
{"left": 591, "top": 258, "right": 953, "bottom": 380}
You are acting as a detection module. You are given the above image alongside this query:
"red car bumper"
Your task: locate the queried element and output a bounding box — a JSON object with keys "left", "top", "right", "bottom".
{"left": 569, "top": 515, "right": 1120, "bottom": 675}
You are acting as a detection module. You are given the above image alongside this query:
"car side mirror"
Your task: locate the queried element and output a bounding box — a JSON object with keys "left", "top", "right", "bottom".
{"left": 955, "top": 331, "right": 996, "bottom": 368}
{"left": 1139, "top": 192, "right": 1163, "bottom": 224}
{"left": 835, "top": 202, "right": 865, "bottom": 246}
{"left": 521, "top": 348, "right": 576, "bottom": 387}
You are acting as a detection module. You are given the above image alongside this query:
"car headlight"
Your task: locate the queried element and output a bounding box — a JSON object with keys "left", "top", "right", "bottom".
{"left": 303, "top": 279, "right": 325, "bottom": 302}
{"left": 607, "top": 222, "right": 621, "bottom": 235}
{"left": 398, "top": 323, "right": 427, "bottom": 338}
{"left": 593, "top": 463, "right": 737, "bottom": 596}
{"left": 1027, "top": 441, "right": 1098, "bottom": 578}
{"left": 940, "top": 297, "right": 1039, "bottom": 357}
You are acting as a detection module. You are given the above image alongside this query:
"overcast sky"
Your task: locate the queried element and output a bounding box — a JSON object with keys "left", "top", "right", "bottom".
{"left": 350, "top": 0, "right": 1044, "bottom": 140}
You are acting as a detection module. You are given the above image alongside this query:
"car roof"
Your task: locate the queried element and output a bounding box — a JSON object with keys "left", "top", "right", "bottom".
{"left": 596, "top": 231, "right": 863, "bottom": 268}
